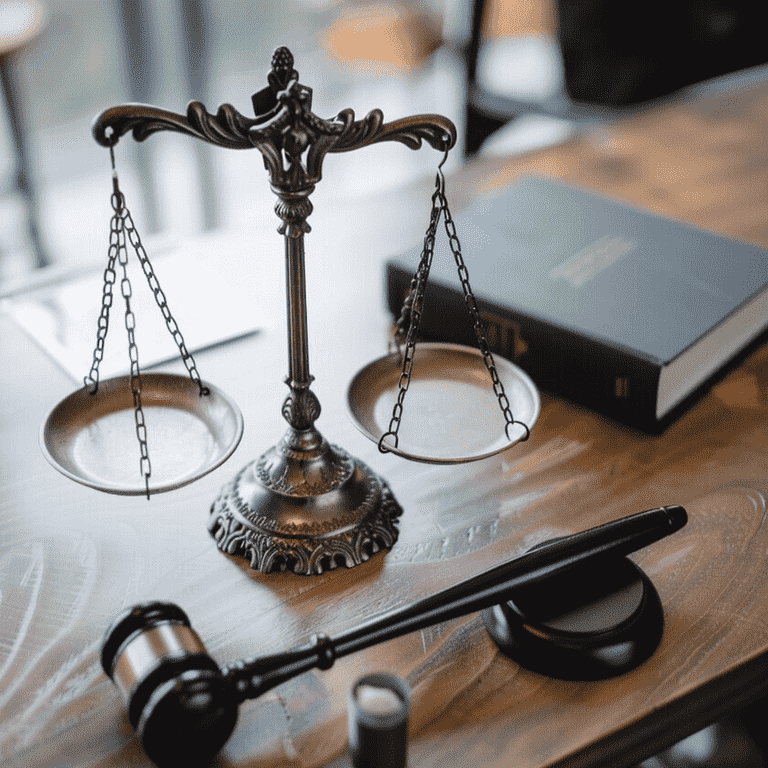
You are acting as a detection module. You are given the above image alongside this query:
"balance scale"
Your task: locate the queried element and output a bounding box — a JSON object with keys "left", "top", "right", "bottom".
{"left": 40, "top": 47, "right": 540, "bottom": 575}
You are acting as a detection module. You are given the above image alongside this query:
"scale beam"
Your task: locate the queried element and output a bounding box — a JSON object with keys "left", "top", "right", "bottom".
{"left": 92, "top": 47, "right": 457, "bottom": 574}
{"left": 92, "top": 50, "right": 456, "bottom": 167}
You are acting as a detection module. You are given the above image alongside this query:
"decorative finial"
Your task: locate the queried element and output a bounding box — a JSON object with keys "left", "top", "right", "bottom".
{"left": 271, "top": 46, "right": 294, "bottom": 71}
{"left": 269, "top": 46, "right": 297, "bottom": 91}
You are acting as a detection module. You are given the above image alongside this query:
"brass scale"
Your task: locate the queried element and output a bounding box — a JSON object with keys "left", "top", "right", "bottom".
{"left": 41, "top": 48, "right": 540, "bottom": 575}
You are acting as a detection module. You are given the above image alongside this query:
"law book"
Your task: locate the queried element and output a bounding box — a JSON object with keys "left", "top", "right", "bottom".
{"left": 385, "top": 176, "right": 768, "bottom": 432}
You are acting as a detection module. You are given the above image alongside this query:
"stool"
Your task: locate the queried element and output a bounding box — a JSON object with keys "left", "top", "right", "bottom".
{"left": 0, "top": 0, "right": 48, "bottom": 269}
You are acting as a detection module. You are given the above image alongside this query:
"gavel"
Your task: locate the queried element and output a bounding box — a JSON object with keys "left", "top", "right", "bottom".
{"left": 101, "top": 505, "right": 687, "bottom": 767}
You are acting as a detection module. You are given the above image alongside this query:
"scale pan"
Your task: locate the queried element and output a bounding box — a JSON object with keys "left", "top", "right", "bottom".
{"left": 347, "top": 343, "right": 540, "bottom": 464}
{"left": 41, "top": 373, "right": 243, "bottom": 495}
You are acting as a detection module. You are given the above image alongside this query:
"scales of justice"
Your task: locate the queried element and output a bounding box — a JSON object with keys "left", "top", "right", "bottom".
{"left": 41, "top": 47, "right": 540, "bottom": 575}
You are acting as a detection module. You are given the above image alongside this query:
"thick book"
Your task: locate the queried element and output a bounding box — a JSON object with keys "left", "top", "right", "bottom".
{"left": 386, "top": 176, "right": 768, "bottom": 431}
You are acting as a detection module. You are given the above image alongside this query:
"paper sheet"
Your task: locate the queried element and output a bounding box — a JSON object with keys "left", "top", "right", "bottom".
{"left": 4, "top": 234, "right": 270, "bottom": 382}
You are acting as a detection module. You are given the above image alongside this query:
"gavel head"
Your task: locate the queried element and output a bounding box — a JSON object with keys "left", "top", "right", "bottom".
{"left": 101, "top": 601, "right": 238, "bottom": 767}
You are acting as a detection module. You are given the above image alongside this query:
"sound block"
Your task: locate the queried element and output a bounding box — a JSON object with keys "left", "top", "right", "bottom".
{"left": 482, "top": 547, "right": 663, "bottom": 680}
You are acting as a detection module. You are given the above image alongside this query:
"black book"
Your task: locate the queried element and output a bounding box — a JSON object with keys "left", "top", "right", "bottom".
{"left": 386, "top": 176, "right": 768, "bottom": 431}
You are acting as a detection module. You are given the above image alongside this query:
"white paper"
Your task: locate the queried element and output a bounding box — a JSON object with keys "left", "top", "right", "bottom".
{"left": 5, "top": 234, "right": 270, "bottom": 382}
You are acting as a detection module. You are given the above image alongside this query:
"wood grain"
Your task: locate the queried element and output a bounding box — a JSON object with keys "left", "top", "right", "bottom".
{"left": 1, "top": 72, "right": 768, "bottom": 768}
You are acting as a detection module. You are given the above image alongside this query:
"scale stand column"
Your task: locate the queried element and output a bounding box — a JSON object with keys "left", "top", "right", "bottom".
{"left": 92, "top": 46, "right": 456, "bottom": 574}
{"left": 208, "top": 182, "right": 404, "bottom": 575}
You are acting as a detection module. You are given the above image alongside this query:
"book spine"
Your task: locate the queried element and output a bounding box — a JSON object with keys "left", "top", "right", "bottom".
{"left": 386, "top": 262, "right": 662, "bottom": 432}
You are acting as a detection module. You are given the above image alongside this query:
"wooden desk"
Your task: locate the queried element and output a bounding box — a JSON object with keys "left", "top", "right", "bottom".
{"left": 1, "top": 77, "right": 768, "bottom": 768}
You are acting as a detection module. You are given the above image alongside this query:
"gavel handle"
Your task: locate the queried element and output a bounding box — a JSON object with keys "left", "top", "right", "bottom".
{"left": 222, "top": 506, "right": 686, "bottom": 701}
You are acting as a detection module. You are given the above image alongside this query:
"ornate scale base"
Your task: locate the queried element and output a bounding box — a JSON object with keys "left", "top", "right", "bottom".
{"left": 208, "top": 426, "right": 402, "bottom": 575}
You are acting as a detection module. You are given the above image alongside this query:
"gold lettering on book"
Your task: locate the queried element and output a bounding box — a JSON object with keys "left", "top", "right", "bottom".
{"left": 480, "top": 310, "right": 528, "bottom": 360}
{"left": 615, "top": 377, "right": 630, "bottom": 398}
{"left": 550, "top": 235, "right": 634, "bottom": 287}
{"left": 395, "top": 284, "right": 529, "bottom": 361}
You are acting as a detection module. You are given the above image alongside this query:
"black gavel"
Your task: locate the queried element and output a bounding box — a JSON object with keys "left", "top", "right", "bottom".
{"left": 101, "top": 505, "right": 687, "bottom": 767}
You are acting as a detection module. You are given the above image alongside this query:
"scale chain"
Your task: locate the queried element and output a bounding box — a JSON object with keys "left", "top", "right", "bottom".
{"left": 382, "top": 156, "right": 530, "bottom": 453}
{"left": 436, "top": 177, "right": 528, "bottom": 442}
{"left": 380, "top": 176, "right": 442, "bottom": 451}
{"left": 84, "top": 143, "right": 211, "bottom": 498}
{"left": 117, "top": 209, "right": 152, "bottom": 499}
{"left": 84, "top": 207, "right": 120, "bottom": 394}
{"left": 83, "top": 154, "right": 152, "bottom": 497}
{"left": 112, "top": 177, "right": 152, "bottom": 499}
{"left": 122, "top": 208, "right": 210, "bottom": 397}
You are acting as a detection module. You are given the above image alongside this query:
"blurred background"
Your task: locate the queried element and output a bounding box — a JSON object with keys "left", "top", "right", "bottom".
{"left": 2, "top": 5, "right": 768, "bottom": 766}
{"left": 1, "top": 0, "right": 766, "bottom": 287}
{"left": 0, "top": 0, "right": 565, "bottom": 287}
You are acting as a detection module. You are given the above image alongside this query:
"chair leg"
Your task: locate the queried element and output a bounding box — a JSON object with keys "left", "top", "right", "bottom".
{"left": 464, "top": 100, "right": 512, "bottom": 157}
{"left": 0, "top": 51, "right": 49, "bottom": 269}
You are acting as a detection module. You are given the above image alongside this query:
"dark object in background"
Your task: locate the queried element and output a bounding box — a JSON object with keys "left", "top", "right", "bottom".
{"left": 460, "top": 0, "right": 768, "bottom": 155}
{"left": 556, "top": 0, "right": 768, "bottom": 106}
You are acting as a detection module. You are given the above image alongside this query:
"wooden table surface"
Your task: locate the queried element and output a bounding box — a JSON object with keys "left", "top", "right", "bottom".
{"left": 1, "top": 75, "right": 768, "bottom": 768}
